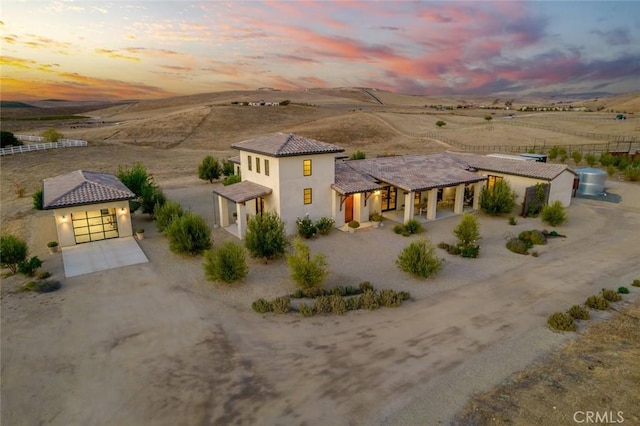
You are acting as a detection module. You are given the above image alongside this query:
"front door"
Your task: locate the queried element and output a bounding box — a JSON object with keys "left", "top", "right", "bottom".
{"left": 345, "top": 195, "right": 353, "bottom": 222}
{"left": 380, "top": 186, "right": 397, "bottom": 211}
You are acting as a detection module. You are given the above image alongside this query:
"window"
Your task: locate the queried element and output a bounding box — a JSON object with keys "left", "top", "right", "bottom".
{"left": 303, "top": 188, "right": 312, "bottom": 204}
{"left": 264, "top": 159, "right": 270, "bottom": 176}
{"left": 303, "top": 159, "right": 312, "bottom": 176}
{"left": 256, "top": 157, "right": 261, "bottom": 173}
{"left": 487, "top": 175, "right": 503, "bottom": 190}
{"left": 248, "top": 155, "right": 252, "bottom": 171}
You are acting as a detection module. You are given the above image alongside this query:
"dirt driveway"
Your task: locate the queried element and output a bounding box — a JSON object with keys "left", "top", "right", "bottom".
{"left": 2, "top": 178, "right": 639, "bottom": 425}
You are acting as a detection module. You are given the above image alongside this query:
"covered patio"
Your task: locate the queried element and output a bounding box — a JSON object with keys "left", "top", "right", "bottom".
{"left": 212, "top": 181, "right": 272, "bottom": 239}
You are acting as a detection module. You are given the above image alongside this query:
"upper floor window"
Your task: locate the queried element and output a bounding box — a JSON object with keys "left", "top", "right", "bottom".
{"left": 248, "top": 155, "right": 252, "bottom": 171}
{"left": 303, "top": 159, "right": 312, "bottom": 176}
{"left": 304, "top": 188, "right": 312, "bottom": 204}
{"left": 265, "top": 159, "right": 270, "bottom": 176}
{"left": 256, "top": 157, "right": 261, "bottom": 174}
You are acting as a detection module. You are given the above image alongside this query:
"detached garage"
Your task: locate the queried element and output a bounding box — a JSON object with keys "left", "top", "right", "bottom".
{"left": 43, "top": 170, "right": 135, "bottom": 247}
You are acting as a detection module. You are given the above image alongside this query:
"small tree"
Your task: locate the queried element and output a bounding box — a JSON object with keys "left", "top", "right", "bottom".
{"left": 203, "top": 241, "right": 248, "bottom": 283}
{"left": 244, "top": 211, "right": 288, "bottom": 261}
{"left": 584, "top": 153, "right": 597, "bottom": 167}
{"left": 117, "top": 163, "right": 152, "bottom": 197}
{"left": 453, "top": 213, "right": 480, "bottom": 248}
{"left": 154, "top": 200, "right": 184, "bottom": 232}
{"left": 548, "top": 146, "right": 560, "bottom": 161}
{"left": 599, "top": 152, "right": 614, "bottom": 167}
{"left": 396, "top": 238, "right": 443, "bottom": 279}
{"left": 1, "top": 235, "right": 29, "bottom": 274}
{"left": 436, "top": 120, "right": 446, "bottom": 128}
{"left": 41, "top": 128, "right": 63, "bottom": 142}
{"left": 349, "top": 150, "right": 366, "bottom": 160}
{"left": 541, "top": 201, "right": 567, "bottom": 226}
{"left": 484, "top": 115, "right": 493, "bottom": 123}
{"left": 287, "top": 239, "right": 328, "bottom": 289}
{"left": 480, "top": 179, "right": 517, "bottom": 215}
{"left": 140, "top": 185, "right": 166, "bottom": 216}
{"left": 571, "top": 151, "right": 583, "bottom": 165}
{"left": 222, "top": 160, "right": 235, "bottom": 177}
{"left": 198, "top": 155, "right": 222, "bottom": 183}
{"left": 33, "top": 188, "right": 44, "bottom": 210}
{"left": 1, "top": 131, "right": 22, "bottom": 148}
{"left": 166, "top": 212, "right": 212, "bottom": 255}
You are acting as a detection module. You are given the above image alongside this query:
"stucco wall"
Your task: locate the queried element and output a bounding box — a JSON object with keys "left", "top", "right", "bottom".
{"left": 52, "top": 200, "right": 133, "bottom": 247}
{"left": 549, "top": 170, "right": 575, "bottom": 207}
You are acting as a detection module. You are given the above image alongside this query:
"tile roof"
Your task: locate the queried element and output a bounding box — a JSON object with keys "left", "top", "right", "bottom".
{"left": 231, "top": 133, "right": 344, "bottom": 157}
{"left": 446, "top": 152, "right": 574, "bottom": 180}
{"left": 332, "top": 162, "right": 383, "bottom": 195}
{"left": 43, "top": 170, "right": 135, "bottom": 209}
{"left": 213, "top": 181, "right": 272, "bottom": 203}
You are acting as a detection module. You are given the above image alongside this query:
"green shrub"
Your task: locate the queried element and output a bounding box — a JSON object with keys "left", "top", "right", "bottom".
{"left": 541, "top": 201, "right": 567, "bottom": 226}
{"left": 23, "top": 281, "right": 38, "bottom": 292}
{"left": 314, "top": 295, "right": 332, "bottom": 314}
{"left": 623, "top": 165, "right": 640, "bottom": 181}
{"left": 568, "top": 305, "right": 590, "bottom": 320}
{"left": 606, "top": 165, "right": 617, "bottom": 176}
{"left": 571, "top": 151, "right": 583, "bottom": 165}
{"left": 1, "top": 235, "right": 29, "bottom": 274}
{"left": 37, "top": 271, "right": 52, "bottom": 280}
{"left": 345, "top": 296, "right": 361, "bottom": 310}
{"left": 396, "top": 238, "right": 443, "bottom": 278}
{"left": 506, "top": 238, "right": 528, "bottom": 255}
{"left": 348, "top": 220, "right": 360, "bottom": 229}
{"left": 251, "top": 298, "right": 273, "bottom": 313}
{"left": 223, "top": 174, "right": 241, "bottom": 186}
{"left": 154, "top": 200, "right": 185, "bottom": 232}
{"left": 33, "top": 188, "right": 44, "bottom": 210}
{"left": 296, "top": 216, "right": 317, "bottom": 239}
{"left": 508, "top": 216, "right": 517, "bottom": 225}
{"left": 518, "top": 230, "right": 547, "bottom": 246}
{"left": 360, "top": 290, "right": 380, "bottom": 310}
{"left": 349, "top": 150, "right": 366, "bottom": 160}
{"left": 222, "top": 160, "right": 235, "bottom": 177}
{"left": 1, "top": 130, "right": 22, "bottom": 148}
{"left": 584, "top": 153, "right": 597, "bottom": 167}
{"left": 287, "top": 239, "right": 328, "bottom": 289}
{"left": 141, "top": 185, "right": 166, "bottom": 216}
{"left": 315, "top": 217, "right": 335, "bottom": 235}
{"left": 331, "top": 286, "right": 345, "bottom": 296}
{"left": 618, "top": 286, "right": 629, "bottom": 294}
{"left": 203, "top": 241, "right": 248, "bottom": 283}
{"left": 480, "top": 179, "right": 517, "bottom": 215}
{"left": 198, "top": 155, "right": 222, "bottom": 183}
{"left": 359, "top": 281, "right": 374, "bottom": 292}
{"left": 585, "top": 295, "right": 609, "bottom": 310}
{"left": 271, "top": 296, "right": 290, "bottom": 314}
{"left": 437, "top": 242, "right": 450, "bottom": 250}
{"left": 398, "top": 291, "right": 411, "bottom": 302}
{"left": 404, "top": 219, "right": 423, "bottom": 235}
{"left": 633, "top": 279, "right": 640, "bottom": 287}
{"left": 601, "top": 289, "right": 622, "bottom": 302}
{"left": 547, "top": 312, "right": 576, "bottom": 331}
{"left": 117, "top": 162, "right": 152, "bottom": 197}
{"left": 329, "top": 294, "right": 347, "bottom": 315}
{"left": 393, "top": 224, "right": 410, "bottom": 236}
{"left": 244, "top": 211, "right": 287, "bottom": 260}
{"left": 303, "top": 287, "right": 327, "bottom": 298}
{"left": 298, "top": 303, "right": 315, "bottom": 317}
{"left": 378, "top": 289, "right": 402, "bottom": 307}
{"left": 599, "top": 152, "right": 614, "bottom": 167}
{"left": 460, "top": 244, "right": 480, "bottom": 258}
{"left": 34, "top": 279, "right": 61, "bottom": 293}
{"left": 344, "top": 285, "right": 357, "bottom": 296}
{"left": 166, "top": 212, "right": 212, "bottom": 255}
{"left": 526, "top": 183, "right": 548, "bottom": 217}
{"left": 447, "top": 244, "right": 461, "bottom": 255}
{"left": 17, "top": 256, "right": 42, "bottom": 277}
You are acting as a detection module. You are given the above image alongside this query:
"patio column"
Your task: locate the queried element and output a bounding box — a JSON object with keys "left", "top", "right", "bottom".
{"left": 237, "top": 203, "right": 247, "bottom": 238}
{"left": 473, "top": 182, "right": 482, "bottom": 210}
{"left": 454, "top": 183, "right": 465, "bottom": 214}
{"left": 219, "top": 197, "right": 230, "bottom": 227}
{"left": 427, "top": 188, "right": 438, "bottom": 220}
{"left": 403, "top": 191, "right": 414, "bottom": 223}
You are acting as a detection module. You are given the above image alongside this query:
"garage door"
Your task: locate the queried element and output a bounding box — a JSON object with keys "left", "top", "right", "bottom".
{"left": 72, "top": 208, "right": 119, "bottom": 244}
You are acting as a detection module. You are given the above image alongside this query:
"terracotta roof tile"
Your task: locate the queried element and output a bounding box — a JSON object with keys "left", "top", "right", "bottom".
{"left": 43, "top": 170, "right": 135, "bottom": 209}
{"left": 231, "top": 133, "right": 344, "bottom": 157}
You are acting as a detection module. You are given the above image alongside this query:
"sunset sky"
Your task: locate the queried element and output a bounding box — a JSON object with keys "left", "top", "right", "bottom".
{"left": 2, "top": 1, "right": 639, "bottom": 101}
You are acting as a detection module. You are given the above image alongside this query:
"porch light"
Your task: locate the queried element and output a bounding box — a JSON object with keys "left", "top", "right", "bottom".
{"left": 375, "top": 190, "right": 381, "bottom": 195}
{"left": 61, "top": 215, "right": 67, "bottom": 222}
{"left": 120, "top": 207, "right": 127, "bottom": 214}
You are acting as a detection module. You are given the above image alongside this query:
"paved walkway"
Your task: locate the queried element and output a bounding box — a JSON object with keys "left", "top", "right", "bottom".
{"left": 61, "top": 237, "right": 148, "bottom": 277}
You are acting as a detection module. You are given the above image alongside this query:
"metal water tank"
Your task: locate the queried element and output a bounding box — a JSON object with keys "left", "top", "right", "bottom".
{"left": 576, "top": 168, "right": 606, "bottom": 196}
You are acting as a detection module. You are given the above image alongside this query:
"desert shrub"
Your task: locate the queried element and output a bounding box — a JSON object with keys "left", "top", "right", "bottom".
{"left": 623, "top": 165, "right": 640, "bottom": 181}
{"left": 531, "top": 251, "right": 539, "bottom": 257}
{"left": 397, "top": 238, "right": 443, "bottom": 278}
{"left": 296, "top": 216, "right": 317, "bottom": 239}
{"left": 41, "top": 128, "right": 63, "bottom": 142}
{"left": 614, "top": 156, "right": 631, "bottom": 171}
{"left": 601, "top": 288, "right": 622, "bottom": 302}
{"left": 460, "top": 244, "right": 480, "bottom": 258}
{"left": 633, "top": 279, "right": 640, "bottom": 287}
{"left": 344, "top": 285, "right": 357, "bottom": 296}
{"left": 154, "top": 200, "right": 185, "bottom": 232}
{"left": 166, "top": 212, "right": 212, "bottom": 255}
{"left": 606, "top": 165, "right": 617, "bottom": 176}
{"left": 37, "top": 271, "right": 52, "bottom": 280}
{"left": 298, "top": 303, "right": 315, "bottom": 317}
{"left": 360, "top": 290, "right": 380, "bottom": 310}
{"left": 349, "top": 150, "right": 366, "bottom": 160}
{"left": 348, "top": 220, "right": 360, "bottom": 229}
{"left": 223, "top": 174, "right": 241, "bottom": 186}
{"left": 198, "top": 155, "right": 222, "bottom": 183}
{"left": 359, "top": 281, "right": 374, "bottom": 292}
{"left": 618, "top": 286, "right": 629, "bottom": 294}
{"left": 547, "top": 312, "right": 576, "bottom": 332}
{"left": 568, "top": 305, "right": 590, "bottom": 320}
{"left": 345, "top": 296, "right": 361, "bottom": 310}
{"left": 18, "top": 256, "right": 43, "bottom": 277}
{"left": 585, "top": 295, "right": 609, "bottom": 310}
{"left": 331, "top": 286, "right": 345, "bottom": 296}
{"left": 244, "top": 211, "right": 287, "bottom": 260}
{"left": 287, "top": 239, "right": 328, "bottom": 289}
{"left": 141, "top": 185, "right": 166, "bottom": 216}
{"left": 398, "top": 291, "right": 411, "bottom": 302}
{"left": 251, "top": 298, "right": 273, "bottom": 314}
{"left": 599, "top": 152, "right": 614, "bottom": 167}
{"left": 315, "top": 217, "right": 334, "bottom": 235}
{"left": 541, "top": 201, "right": 567, "bottom": 226}
{"left": 1, "top": 130, "right": 22, "bottom": 148}
{"left": 571, "top": 151, "right": 583, "bottom": 165}
{"left": 32, "top": 188, "right": 44, "bottom": 210}
{"left": 508, "top": 216, "right": 517, "bottom": 225}
{"left": 480, "top": 180, "right": 517, "bottom": 215}
{"left": 303, "top": 287, "right": 327, "bottom": 298}
{"left": 329, "top": 294, "right": 347, "bottom": 315}
{"left": 271, "top": 296, "right": 291, "bottom": 314}
{"left": 34, "top": 279, "right": 61, "bottom": 293}
{"left": 222, "top": 160, "right": 235, "bottom": 177}
{"left": 404, "top": 219, "right": 423, "bottom": 235}
{"left": 454, "top": 212, "right": 480, "bottom": 251}
{"left": 584, "top": 153, "right": 598, "bottom": 167}
{"left": 526, "top": 183, "right": 548, "bottom": 217}
{"left": 437, "top": 242, "right": 450, "bottom": 250}
{"left": 447, "top": 244, "right": 461, "bottom": 255}
{"left": 1, "top": 235, "right": 29, "bottom": 274}
{"left": 436, "top": 120, "right": 446, "bottom": 128}
{"left": 23, "top": 281, "right": 38, "bottom": 292}
{"left": 506, "top": 238, "right": 528, "bottom": 255}
{"left": 15, "top": 184, "right": 26, "bottom": 200}
{"left": 203, "top": 241, "right": 248, "bottom": 284}
{"left": 314, "top": 295, "right": 332, "bottom": 314}
{"left": 378, "top": 289, "right": 402, "bottom": 307}
{"left": 548, "top": 146, "right": 561, "bottom": 160}
{"left": 518, "top": 230, "right": 547, "bottom": 246}
{"left": 393, "top": 224, "right": 410, "bottom": 236}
